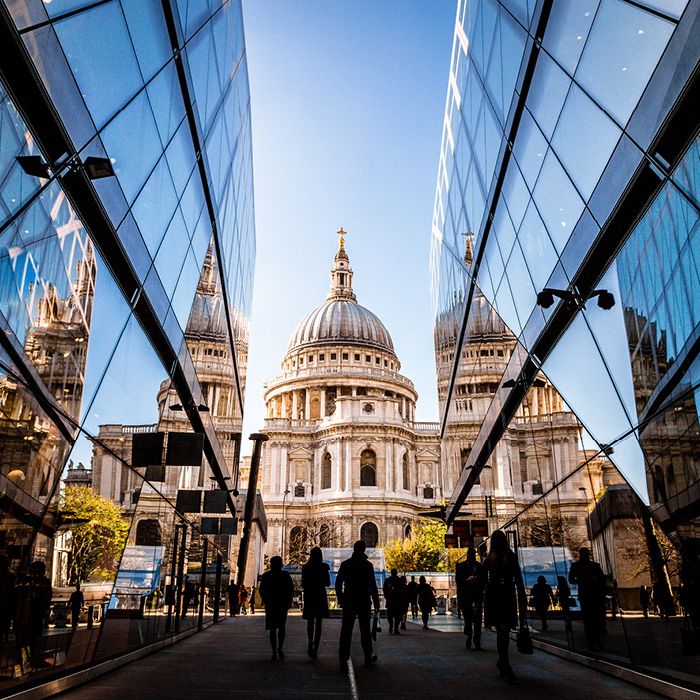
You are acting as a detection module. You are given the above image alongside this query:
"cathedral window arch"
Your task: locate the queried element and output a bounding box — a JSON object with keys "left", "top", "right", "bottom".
{"left": 360, "top": 521, "right": 379, "bottom": 548}
{"left": 423, "top": 485, "right": 434, "bottom": 500}
{"left": 135, "top": 519, "right": 161, "bottom": 546}
{"left": 360, "top": 449, "right": 377, "bottom": 487}
{"left": 321, "top": 452, "right": 332, "bottom": 490}
{"left": 402, "top": 452, "right": 409, "bottom": 491}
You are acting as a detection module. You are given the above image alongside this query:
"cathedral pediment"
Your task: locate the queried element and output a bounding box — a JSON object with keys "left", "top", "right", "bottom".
{"left": 288, "top": 444, "right": 313, "bottom": 458}
{"left": 416, "top": 447, "right": 440, "bottom": 459}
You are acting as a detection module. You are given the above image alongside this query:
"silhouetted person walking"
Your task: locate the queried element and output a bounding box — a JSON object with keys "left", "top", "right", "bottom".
{"left": 68, "top": 584, "right": 84, "bottom": 630}
{"left": 640, "top": 584, "right": 650, "bottom": 618}
{"left": 336, "top": 540, "right": 380, "bottom": 668}
{"left": 569, "top": 547, "right": 606, "bottom": 650}
{"left": 302, "top": 547, "right": 330, "bottom": 660}
{"left": 417, "top": 575, "right": 436, "bottom": 629}
{"left": 239, "top": 584, "right": 249, "bottom": 615}
{"left": 0, "top": 554, "right": 15, "bottom": 643}
{"left": 383, "top": 568, "right": 403, "bottom": 634}
{"left": 531, "top": 575, "right": 554, "bottom": 631}
{"left": 227, "top": 580, "right": 239, "bottom": 617}
{"left": 480, "top": 531, "right": 527, "bottom": 682}
{"left": 259, "top": 556, "right": 294, "bottom": 660}
{"left": 455, "top": 547, "right": 483, "bottom": 649}
{"left": 407, "top": 576, "right": 419, "bottom": 619}
{"left": 15, "top": 561, "right": 52, "bottom": 669}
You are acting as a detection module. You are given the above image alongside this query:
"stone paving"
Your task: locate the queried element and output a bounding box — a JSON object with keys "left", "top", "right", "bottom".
{"left": 58, "top": 613, "right": 664, "bottom": 699}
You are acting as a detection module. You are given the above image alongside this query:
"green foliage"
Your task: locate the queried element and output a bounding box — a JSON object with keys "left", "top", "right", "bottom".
{"left": 60, "top": 486, "right": 129, "bottom": 585}
{"left": 382, "top": 519, "right": 449, "bottom": 572}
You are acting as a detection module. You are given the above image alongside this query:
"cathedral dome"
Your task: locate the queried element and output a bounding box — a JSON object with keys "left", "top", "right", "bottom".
{"left": 286, "top": 230, "right": 397, "bottom": 358}
{"left": 288, "top": 300, "right": 395, "bottom": 355}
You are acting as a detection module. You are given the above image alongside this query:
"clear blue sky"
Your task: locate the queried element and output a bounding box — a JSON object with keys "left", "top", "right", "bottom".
{"left": 240, "top": 1, "right": 457, "bottom": 449}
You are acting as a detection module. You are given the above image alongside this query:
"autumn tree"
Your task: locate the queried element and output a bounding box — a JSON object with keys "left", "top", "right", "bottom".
{"left": 60, "top": 486, "right": 129, "bottom": 586}
{"left": 383, "top": 519, "right": 449, "bottom": 572}
{"left": 518, "top": 504, "right": 587, "bottom": 555}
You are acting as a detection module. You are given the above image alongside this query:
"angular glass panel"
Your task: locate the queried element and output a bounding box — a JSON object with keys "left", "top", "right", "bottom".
{"left": 543, "top": 0, "right": 600, "bottom": 76}
{"left": 120, "top": 0, "right": 173, "bottom": 82}
{"left": 576, "top": 0, "right": 674, "bottom": 126}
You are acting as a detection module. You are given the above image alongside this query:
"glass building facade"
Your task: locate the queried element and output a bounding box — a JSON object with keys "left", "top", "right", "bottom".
{"left": 431, "top": 0, "right": 700, "bottom": 690}
{"left": 0, "top": 0, "right": 254, "bottom": 693}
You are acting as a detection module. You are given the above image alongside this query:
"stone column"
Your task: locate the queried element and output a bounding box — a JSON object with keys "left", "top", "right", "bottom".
{"left": 401, "top": 396, "right": 406, "bottom": 419}
{"left": 385, "top": 442, "right": 392, "bottom": 492}
{"left": 334, "top": 440, "right": 342, "bottom": 492}
{"left": 320, "top": 388, "right": 326, "bottom": 418}
{"left": 281, "top": 393, "right": 287, "bottom": 419}
{"left": 292, "top": 391, "right": 299, "bottom": 420}
{"left": 345, "top": 440, "right": 352, "bottom": 491}
{"left": 305, "top": 390, "right": 311, "bottom": 421}
{"left": 280, "top": 445, "right": 288, "bottom": 495}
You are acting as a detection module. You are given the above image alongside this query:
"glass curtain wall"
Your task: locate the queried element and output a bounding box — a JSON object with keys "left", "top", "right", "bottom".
{"left": 0, "top": 0, "right": 254, "bottom": 694}
{"left": 432, "top": 0, "right": 699, "bottom": 690}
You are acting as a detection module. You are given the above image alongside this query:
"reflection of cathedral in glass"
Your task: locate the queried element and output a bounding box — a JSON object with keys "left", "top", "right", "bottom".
{"left": 435, "top": 240, "right": 619, "bottom": 553}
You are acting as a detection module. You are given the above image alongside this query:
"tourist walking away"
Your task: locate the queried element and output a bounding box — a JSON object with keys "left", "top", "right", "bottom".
{"left": 14, "top": 561, "right": 52, "bottom": 669}
{"left": 227, "top": 580, "right": 239, "bottom": 617}
{"left": 250, "top": 586, "right": 256, "bottom": 614}
{"left": 407, "top": 575, "right": 419, "bottom": 619}
{"left": 568, "top": 547, "right": 607, "bottom": 650}
{"left": 383, "top": 568, "right": 403, "bottom": 634}
{"left": 480, "top": 531, "right": 528, "bottom": 683}
{"left": 530, "top": 575, "right": 554, "bottom": 631}
{"left": 455, "top": 546, "right": 483, "bottom": 649}
{"left": 336, "top": 540, "right": 380, "bottom": 668}
{"left": 399, "top": 576, "right": 409, "bottom": 630}
{"left": 301, "top": 547, "right": 330, "bottom": 660}
{"left": 259, "top": 556, "right": 294, "bottom": 660}
{"left": 0, "top": 554, "right": 15, "bottom": 643}
{"left": 640, "top": 584, "right": 650, "bottom": 617}
{"left": 417, "top": 575, "right": 437, "bottom": 629}
{"left": 69, "top": 584, "right": 84, "bottom": 630}
{"left": 239, "top": 584, "right": 249, "bottom": 615}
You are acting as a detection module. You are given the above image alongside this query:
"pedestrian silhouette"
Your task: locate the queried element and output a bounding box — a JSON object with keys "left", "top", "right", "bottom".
{"left": 530, "top": 575, "right": 554, "bottom": 631}
{"left": 455, "top": 546, "right": 483, "bottom": 649}
{"left": 383, "top": 568, "right": 403, "bottom": 634}
{"left": 417, "top": 575, "right": 436, "bottom": 629}
{"left": 301, "top": 546, "right": 330, "bottom": 660}
{"left": 68, "top": 583, "right": 84, "bottom": 630}
{"left": 639, "top": 584, "right": 650, "bottom": 618}
{"left": 399, "top": 575, "right": 409, "bottom": 630}
{"left": 407, "top": 575, "right": 419, "bottom": 619}
{"left": 14, "top": 560, "right": 52, "bottom": 669}
{"left": 336, "top": 540, "right": 380, "bottom": 668}
{"left": 0, "top": 554, "right": 15, "bottom": 643}
{"left": 239, "top": 584, "right": 249, "bottom": 615}
{"left": 480, "top": 531, "right": 527, "bottom": 683}
{"left": 568, "top": 547, "right": 606, "bottom": 650}
{"left": 259, "top": 556, "right": 294, "bottom": 660}
{"left": 227, "top": 580, "right": 239, "bottom": 617}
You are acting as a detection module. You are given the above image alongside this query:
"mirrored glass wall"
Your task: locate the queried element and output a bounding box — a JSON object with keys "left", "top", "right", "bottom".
{"left": 432, "top": 0, "right": 699, "bottom": 691}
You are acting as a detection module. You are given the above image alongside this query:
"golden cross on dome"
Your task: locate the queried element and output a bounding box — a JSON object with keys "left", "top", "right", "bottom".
{"left": 337, "top": 227, "right": 349, "bottom": 249}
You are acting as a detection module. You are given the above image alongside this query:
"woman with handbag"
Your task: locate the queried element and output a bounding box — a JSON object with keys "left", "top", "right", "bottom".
{"left": 479, "top": 530, "right": 528, "bottom": 682}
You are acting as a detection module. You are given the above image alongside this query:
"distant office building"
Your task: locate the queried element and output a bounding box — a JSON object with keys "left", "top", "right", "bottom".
{"left": 432, "top": 0, "right": 700, "bottom": 687}
{"left": 0, "top": 1, "right": 254, "bottom": 694}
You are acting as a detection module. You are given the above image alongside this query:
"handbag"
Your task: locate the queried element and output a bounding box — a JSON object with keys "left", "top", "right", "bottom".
{"left": 516, "top": 626, "right": 534, "bottom": 654}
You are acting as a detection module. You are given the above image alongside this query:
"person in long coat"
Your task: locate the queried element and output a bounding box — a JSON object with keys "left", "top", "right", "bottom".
{"left": 568, "top": 547, "right": 607, "bottom": 650}
{"left": 301, "top": 547, "right": 330, "bottom": 660}
{"left": 259, "top": 556, "right": 294, "bottom": 660}
{"left": 479, "top": 531, "right": 527, "bottom": 682}
{"left": 530, "top": 575, "right": 555, "bottom": 631}
{"left": 417, "top": 576, "right": 437, "bottom": 629}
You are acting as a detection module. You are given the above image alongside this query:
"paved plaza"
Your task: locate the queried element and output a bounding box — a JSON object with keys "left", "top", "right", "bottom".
{"left": 57, "top": 614, "right": 664, "bottom": 699}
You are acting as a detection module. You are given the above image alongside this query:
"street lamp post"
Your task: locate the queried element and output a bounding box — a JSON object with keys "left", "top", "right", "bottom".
{"left": 281, "top": 489, "right": 291, "bottom": 559}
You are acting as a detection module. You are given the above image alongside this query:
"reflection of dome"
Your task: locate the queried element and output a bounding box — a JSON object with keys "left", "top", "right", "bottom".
{"left": 469, "top": 292, "right": 509, "bottom": 336}
{"left": 288, "top": 300, "right": 395, "bottom": 355}
{"left": 189, "top": 292, "right": 225, "bottom": 335}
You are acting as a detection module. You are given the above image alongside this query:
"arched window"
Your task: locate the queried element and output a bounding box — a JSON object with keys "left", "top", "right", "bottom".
{"left": 322, "top": 452, "right": 332, "bottom": 490}
{"left": 360, "top": 449, "right": 377, "bottom": 487}
{"left": 294, "top": 482, "right": 306, "bottom": 498}
{"left": 135, "top": 519, "right": 161, "bottom": 546}
{"left": 403, "top": 522, "right": 412, "bottom": 539}
{"left": 402, "top": 452, "right": 409, "bottom": 490}
{"left": 360, "top": 521, "right": 378, "bottom": 548}
{"left": 319, "top": 523, "right": 332, "bottom": 548}
{"left": 423, "top": 485, "right": 434, "bottom": 500}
